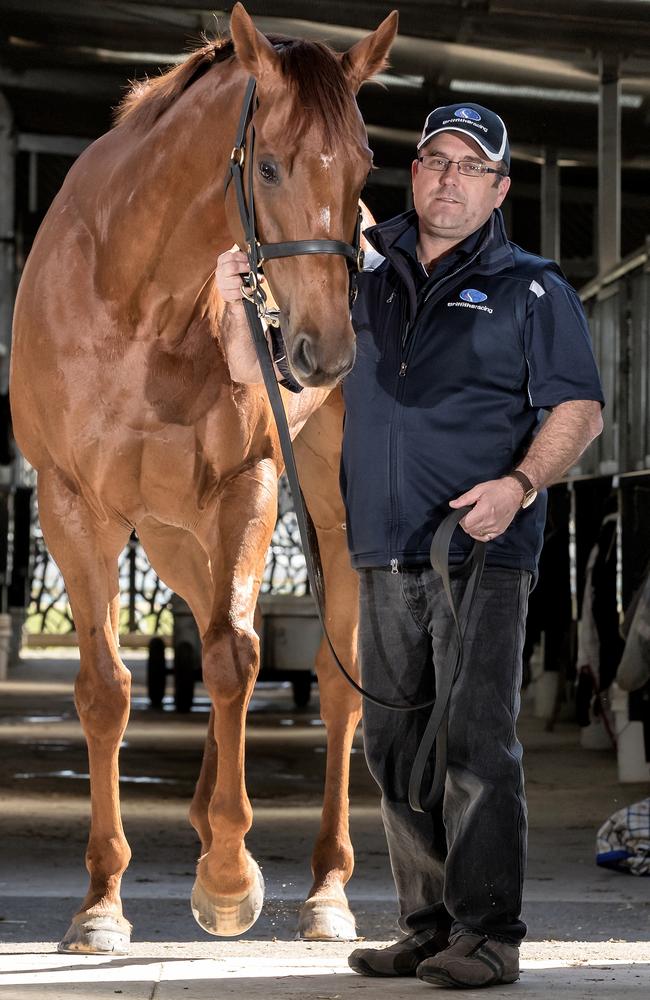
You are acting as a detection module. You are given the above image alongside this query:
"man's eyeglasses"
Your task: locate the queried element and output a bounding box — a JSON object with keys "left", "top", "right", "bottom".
{"left": 417, "top": 155, "right": 508, "bottom": 179}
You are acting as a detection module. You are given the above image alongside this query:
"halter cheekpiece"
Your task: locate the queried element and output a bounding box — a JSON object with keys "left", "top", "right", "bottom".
{"left": 225, "top": 76, "right": 364, "bottom": 330}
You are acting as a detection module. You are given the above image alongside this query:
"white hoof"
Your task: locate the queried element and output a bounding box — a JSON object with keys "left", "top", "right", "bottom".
{"left": 191, "top": 852, "right": 264, "bottom": 937}
{"left": 297, "top": 897, "right": 357, "bottom": 941}
{"left": 58, "top": 912, "right": 132, "bottom": 955}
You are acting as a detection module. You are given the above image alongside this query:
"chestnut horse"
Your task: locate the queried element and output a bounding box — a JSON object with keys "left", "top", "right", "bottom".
{"left": 10, "top": 3, "right": 398, "bottom": 952}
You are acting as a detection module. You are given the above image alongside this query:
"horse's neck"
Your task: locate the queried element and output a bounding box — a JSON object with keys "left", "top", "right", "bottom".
{"left": 93, "top": 64, "right": 247, "bottom": 327}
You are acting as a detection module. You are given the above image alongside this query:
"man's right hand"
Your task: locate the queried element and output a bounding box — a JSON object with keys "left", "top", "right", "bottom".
{"left": 214, "top": 246, "right": 268, "bottom": 384}
{"left": 215, "top": 246, "right": 253, "bottom": 303}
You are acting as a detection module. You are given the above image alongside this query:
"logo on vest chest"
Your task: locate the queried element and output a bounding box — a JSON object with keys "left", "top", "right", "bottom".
{"left": 447, "top": 288, "right": 493, "bottom": 314}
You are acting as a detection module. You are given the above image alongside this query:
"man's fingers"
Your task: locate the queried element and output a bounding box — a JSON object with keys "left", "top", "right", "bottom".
{"left": 217, "top": 255, "right": 249, "bottom": 274}
{"left": 450, "top": 487, "right": 482, "bottom": 508}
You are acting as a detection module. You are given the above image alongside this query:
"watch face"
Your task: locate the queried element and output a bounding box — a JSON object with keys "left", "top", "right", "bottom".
{"left": 521, "top": 490, "right": 537, "bottom": 509}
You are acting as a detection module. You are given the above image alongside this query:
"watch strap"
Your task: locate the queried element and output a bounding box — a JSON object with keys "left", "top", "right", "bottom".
{"left": 507, "top": 469, "right": 535, "bottom": 495}
{"left": 506, "top": 470, "right": 537, "bottom": 507}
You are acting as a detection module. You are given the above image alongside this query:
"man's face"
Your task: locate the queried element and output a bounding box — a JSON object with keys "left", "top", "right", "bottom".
{"left": 411, "top": 132, "right": 511, "bottom": 244}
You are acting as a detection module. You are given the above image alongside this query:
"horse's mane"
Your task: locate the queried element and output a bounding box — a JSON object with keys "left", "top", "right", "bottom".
{"left": 114, "top": 34, "right": 359, "bottom": 146}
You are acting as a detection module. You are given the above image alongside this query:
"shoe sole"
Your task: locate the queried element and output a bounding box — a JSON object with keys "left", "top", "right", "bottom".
{"left": 418, "top": 967, "right": 520, "bottom": 989}
{"left": 348, "top": 957, "right": 416, "bottom": 978}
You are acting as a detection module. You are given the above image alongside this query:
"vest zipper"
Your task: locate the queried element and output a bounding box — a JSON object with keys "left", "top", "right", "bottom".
{"left": 422, "top": 245, "right": 484, "bottom": 307}
{"left": 390, "top": 558, "right": 399, "bottom": 574}
{"left": 388, "top": 288, "right": 411, "bottom": 568}
{"left": 388, "top": 244, "right": 485, "bottom": 572}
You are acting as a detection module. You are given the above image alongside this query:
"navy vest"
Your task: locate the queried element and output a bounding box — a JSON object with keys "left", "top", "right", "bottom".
{"left": 341, "top": 209, "right": 604, "bottom": 573}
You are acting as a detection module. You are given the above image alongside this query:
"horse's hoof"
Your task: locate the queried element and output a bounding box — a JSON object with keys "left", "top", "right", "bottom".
{"left": 191, "top": 852, "right": 264, "bottom": 937}
{"left": 297, "top": 897, "right": 357, "bottom": 940}
{"left": 57, "top": 911, "right": 132, "bottom": 954}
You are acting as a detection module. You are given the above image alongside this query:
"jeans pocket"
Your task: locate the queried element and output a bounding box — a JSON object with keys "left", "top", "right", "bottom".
{"left": 399, "top": 570, "right": 430, "bottom": 636}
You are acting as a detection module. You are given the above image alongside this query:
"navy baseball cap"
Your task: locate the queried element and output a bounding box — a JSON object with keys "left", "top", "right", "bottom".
{"left": 418, "top": 103, "right": 510, "bottom": 170}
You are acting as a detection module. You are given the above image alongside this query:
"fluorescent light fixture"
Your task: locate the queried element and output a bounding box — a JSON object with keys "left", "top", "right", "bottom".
{"left": 9, "top": 35, "right": 185, "bottom": 65}
{"left": 373, "top": 72, "right": 425, "bottom": 90}
{"left": 450, "top": 79, "right": 643, "bottom": 108}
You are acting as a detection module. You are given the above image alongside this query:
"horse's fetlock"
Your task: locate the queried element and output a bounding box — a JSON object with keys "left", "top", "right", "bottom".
{"left": 86, "top": 834, "right": 131, "bottom": 880}
{"left": 208, "top": 797, "right": 253, "bottom": 840}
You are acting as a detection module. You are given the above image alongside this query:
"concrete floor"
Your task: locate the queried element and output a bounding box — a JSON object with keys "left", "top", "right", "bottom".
{"left": 0, "top": 652, "right": 649, "bottom": 998}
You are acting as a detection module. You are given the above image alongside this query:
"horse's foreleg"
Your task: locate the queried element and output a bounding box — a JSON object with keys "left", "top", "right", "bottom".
{"left": 298, "top": 526, "right": 361, "bottom": 941}
{"left": 190, "top": 463, "right": 277, "bottom": 937}
{"left": 37, "top": 468, "right": 132, "bottom": 954}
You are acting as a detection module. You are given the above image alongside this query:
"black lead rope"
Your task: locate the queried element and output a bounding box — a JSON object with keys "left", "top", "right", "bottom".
{"left": 244, "top": 293, "right": 485, "bottom": 811}
{"left": 408, "top": 523, "right": 486, "bottom": 812}
{"left": 229, "top": 73, "right": 486, "bottom": 812}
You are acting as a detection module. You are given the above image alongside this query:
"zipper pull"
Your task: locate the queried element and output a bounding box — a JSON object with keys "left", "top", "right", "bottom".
{"left": 390, "top": 558, "right": 399, "bottom": 574}
{"left": 399, "top": 362, "right": 408, "bottom": 377}
{"left": 386, "top": 290, "right": 396, "bottom": 303}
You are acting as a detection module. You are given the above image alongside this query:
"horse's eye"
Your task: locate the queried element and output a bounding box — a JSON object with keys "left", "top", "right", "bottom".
{"left": 258, "top": 160, "right": 278, "bottom": 184}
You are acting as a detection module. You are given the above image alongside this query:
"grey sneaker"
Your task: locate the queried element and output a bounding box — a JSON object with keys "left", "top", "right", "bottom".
{"left": 348, "top": 927, "right": 450, "bottom": 977}
{"left": 416, "top": 932, "right": 520, "bottom": 988}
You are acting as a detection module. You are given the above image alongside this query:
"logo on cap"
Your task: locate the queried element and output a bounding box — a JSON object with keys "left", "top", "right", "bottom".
{"left": 460, "top": 289, "right": 488, "bottom": 303}
{"left": 455, "top": 107, "right": 482, "bottom": 122}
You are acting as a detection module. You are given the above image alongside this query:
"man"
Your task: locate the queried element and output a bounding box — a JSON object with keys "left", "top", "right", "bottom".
{"left": 216, "top": 103, "right": 604, "bottom": 989}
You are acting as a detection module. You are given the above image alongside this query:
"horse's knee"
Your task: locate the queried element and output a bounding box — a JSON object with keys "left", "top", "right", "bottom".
{"left": 317, "top": 673, "right": 362, "bottom": 727}
{"left": 74, "top": 665, "right": 131, "bottom": 740}
{"left": 202, "top": 623, "right": 259, "bottom": 702}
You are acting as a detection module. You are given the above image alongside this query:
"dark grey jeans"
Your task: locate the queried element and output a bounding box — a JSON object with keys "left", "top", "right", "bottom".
{"left": 358, "top": 562, "right": 531, "bottom": 944}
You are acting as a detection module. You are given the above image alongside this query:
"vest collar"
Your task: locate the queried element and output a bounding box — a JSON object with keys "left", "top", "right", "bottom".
{"left": 364, "top": 208, "right": 515, "bottom": 278}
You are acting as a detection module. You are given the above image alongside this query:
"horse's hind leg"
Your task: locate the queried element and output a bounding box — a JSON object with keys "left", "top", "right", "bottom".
{"left": 190, "top": 460, "right": 277, "bottom": 937}
{"left": 37, "top": 467, "right": 133, "bottom": 954}
{"left": 293, "top": 391, "right": 362, "bottom": 940}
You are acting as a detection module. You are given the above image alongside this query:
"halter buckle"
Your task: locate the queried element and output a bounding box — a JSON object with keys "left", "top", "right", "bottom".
{"left": 231, "top": 146, "right": 245, "bottom": 167}
{"left": 356, "top": 247, "right": 365, "bottom": 272}
{"left": 246, "top": 241, "right": 265, "bottom": 268}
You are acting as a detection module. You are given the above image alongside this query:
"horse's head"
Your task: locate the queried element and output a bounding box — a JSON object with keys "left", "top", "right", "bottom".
{"left": 227, "top": 3, "right": 398, "bottom": 389}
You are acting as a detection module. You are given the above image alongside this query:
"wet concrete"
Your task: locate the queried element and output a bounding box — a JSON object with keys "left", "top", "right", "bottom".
{"left": 0, "top": 652, "right": 649, "bottom": 997}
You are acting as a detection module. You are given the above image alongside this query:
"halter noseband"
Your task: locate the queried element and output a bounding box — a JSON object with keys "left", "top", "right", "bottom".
{"left": 225, "top": 76, "right": 364, "bottom": 328}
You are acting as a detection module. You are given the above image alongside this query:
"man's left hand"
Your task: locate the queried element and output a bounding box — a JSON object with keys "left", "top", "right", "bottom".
{"left": 449, "top": 478, "right": 524, "bottom": 541}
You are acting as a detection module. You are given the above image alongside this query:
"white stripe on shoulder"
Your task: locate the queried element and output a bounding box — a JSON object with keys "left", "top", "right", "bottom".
{"left": 529, "top": 279, "right": 545, "bottom": 298}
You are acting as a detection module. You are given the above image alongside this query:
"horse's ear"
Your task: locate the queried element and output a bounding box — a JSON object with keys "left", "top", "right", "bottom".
{"left": 230, "top": 2, "right": 281, "bottom": 85}
{"left": 341, "top": 11, "right": 399, "bottom": 94}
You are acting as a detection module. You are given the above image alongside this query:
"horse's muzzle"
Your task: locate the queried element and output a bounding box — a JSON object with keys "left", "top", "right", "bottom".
{"left": 291, "top": 334, "right": 356, "bottom": 387}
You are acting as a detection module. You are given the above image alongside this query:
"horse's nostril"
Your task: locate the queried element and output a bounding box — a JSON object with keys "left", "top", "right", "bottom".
{"left": 293, "top": 334, "right": 315, "bottom": 378}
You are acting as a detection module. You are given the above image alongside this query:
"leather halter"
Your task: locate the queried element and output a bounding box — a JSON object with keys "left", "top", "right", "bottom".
{"left": 225, "top": 76, "right": 364, "bottom": 328}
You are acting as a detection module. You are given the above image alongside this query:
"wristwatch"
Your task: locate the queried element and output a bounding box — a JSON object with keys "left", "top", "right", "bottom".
{"left": 506, "top": 470, "right": 538, "bottom": 509}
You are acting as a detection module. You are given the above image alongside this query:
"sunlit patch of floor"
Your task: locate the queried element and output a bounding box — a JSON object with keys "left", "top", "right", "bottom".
{"left": 1, "top": 943, "right": 649, "bottom": 999}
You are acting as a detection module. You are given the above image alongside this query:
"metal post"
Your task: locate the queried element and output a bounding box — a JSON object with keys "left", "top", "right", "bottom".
{"left": 598, "top": 55, "right": 621, "bottom": 276}
{"left": 0, "top": 91, "right": 15, "bottom": 396}
{"left": 541, "top": 147, "right": 560, "bottom": 261}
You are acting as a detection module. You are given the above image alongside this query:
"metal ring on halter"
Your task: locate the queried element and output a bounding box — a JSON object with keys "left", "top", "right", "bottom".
{"left": 241, "top": 271, "right": 258, "bottom": 296}
{"left": 231, "top": 146, "right": 245, "bottom": 166}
